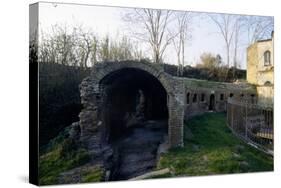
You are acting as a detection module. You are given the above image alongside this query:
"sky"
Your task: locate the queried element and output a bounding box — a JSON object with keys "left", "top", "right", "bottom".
{"left": 38, "top": 2, "right": 273, "bottom": 69}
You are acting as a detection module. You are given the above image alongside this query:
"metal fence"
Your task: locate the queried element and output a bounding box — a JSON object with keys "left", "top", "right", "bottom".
{"left": 227, "top": 97, "right": 273, "bottom": 155}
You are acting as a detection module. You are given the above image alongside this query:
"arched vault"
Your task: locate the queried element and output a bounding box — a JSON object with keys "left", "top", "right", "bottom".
{"left": 79, "top": 61, "right": 185, "bottom": 154}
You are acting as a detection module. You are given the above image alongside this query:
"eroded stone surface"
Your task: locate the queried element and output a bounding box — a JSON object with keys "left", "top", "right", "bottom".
{"left": 72, "top": 60, "right": 256, "bottom": 181}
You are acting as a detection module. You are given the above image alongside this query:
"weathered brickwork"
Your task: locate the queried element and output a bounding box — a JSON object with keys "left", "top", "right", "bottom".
{"left": 182, "top": 78, "right": 256, "bottom": 119}
{"left": 74, "top": 60, "right": 260, "bottom": 176}
{"left": 78, "top": 61, "right": 256, "bottom": 153}
{"left": 79, "top": 61, "right": 185, "bottom": 154}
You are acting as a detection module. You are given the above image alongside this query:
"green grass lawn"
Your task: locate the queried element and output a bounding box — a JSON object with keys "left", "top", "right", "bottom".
{"left": 156, "top": 112, "right": 273, "bottom": 178}
{"left": 39, "top": 112, "right": 273, "bottom": 184}
{"left": 39, "top": 131, "right": 102, "bottom": 185}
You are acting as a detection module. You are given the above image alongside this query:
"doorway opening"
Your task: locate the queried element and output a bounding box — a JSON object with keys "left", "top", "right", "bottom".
{"left": 209, "top": 94, "right": 215, "bottom": 111}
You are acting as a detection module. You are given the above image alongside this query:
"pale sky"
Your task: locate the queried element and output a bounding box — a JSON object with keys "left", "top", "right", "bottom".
{"left": 38, "top": 2, "right": 273, "bottom": 69}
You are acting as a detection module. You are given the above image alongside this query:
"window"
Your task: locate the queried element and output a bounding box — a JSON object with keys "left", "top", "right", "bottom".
{"left": 265, "top": 81, "right": 272, "bottom": 86}
{"left": 264, "top": 50, "right": 271, "bottom": 66}
{"left": 201, "top": 93, "right": 205, "bottom": 102}
{"left": 229, "top": 93, "right": 234, "bottom": 98}
{"left": 193, "top": 94, "right": 197, "bottom": 103}
{"left": 220, "top": 94, "right": 224, "bottom": 100}
{"left": 186, "top": 93, "right": 190, "bottom": 104}
{"left": 240, "top": 94, "right": 244, "bottom": 98}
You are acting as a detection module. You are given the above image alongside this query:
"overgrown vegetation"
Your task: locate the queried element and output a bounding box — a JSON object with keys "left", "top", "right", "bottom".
{"left": 163, "top": 63, "right": 246, "bottom": 82}
{"left": 39, "top": 126, "right": 91, "bottom": 185}
{"left": 156, "top": 113, "right": 273, "bottom": 177}
{"left": 39, "top": 25, "right": 145, "bottom": 67}
{"left": 39, "top": 62, "right": 90, "bottom": 148}
{"left": 81, "top": 168, "right": 103, "bottom": 183}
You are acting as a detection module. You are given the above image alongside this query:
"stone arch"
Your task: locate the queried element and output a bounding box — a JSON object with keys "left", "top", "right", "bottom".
{"left": 79, "top": 61, "right": 185, "bottom": 155}
{"left": 90, "top": 61, "right": 174, "bottom": 93}
{"left": 192, "top": 93, "right": 198, "bottom": 103}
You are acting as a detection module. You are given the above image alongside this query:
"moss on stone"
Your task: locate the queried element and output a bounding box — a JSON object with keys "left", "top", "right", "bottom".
{"left": 181, "top": 77, "right": 256, "bottom": 92}
{"left": 81, "top": 167, "right": 103, "bottom": 183}
{"left": 39, "top": 136, "right": 90, "bottom": 185}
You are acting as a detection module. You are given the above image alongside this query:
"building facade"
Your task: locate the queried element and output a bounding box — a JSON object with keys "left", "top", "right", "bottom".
{"left": 247, "top": 32, "right": 274, "bottom": 107}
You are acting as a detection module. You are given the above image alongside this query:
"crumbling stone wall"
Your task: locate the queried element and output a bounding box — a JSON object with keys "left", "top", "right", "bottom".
{"left": 79, "top": 61, "right": 185, "bottom": 159}
{"left": 78, "top": 60, "right": 257, "bottom": 160}
{"left": 64, "top": 59, "right": 262, "bottom": 181}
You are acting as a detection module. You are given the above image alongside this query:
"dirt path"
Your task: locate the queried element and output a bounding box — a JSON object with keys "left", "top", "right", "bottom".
{"left": 110, "top": 120, "right": 167, "bottom": 180}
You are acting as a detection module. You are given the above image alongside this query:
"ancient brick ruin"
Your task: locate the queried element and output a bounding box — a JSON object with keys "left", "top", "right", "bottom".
{"left": 76, "top": 60, "right": 256, "bottom": 180}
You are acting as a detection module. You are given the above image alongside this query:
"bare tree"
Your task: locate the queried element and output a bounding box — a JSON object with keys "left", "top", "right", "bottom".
{"left": 209, "top": 14, "right": 241, "bottom": 68}
{"left": 245, "top": 16, "right": 273, "bottom": 45}
{"left": 208, "top": 14, "right": 247, "bottom": 81}
{"left": 90, "top": 37, "right": 98, "bottom": 66}
{"left": 123, "top": 8, "right": 175, "bottom": 63}
{"left": 55, "top": 25, "right": 76, "bottom": 65}
{"left": 170, "top": 12, "right": 193, "bottom": 76}
{"left": 98, "top": 35, "right": 142, "bottom": 62}
{"left": 210, "top": 14, "right": 273, "bottom": 77}
{"left": 232, "top": 21, "right": 240, "bottom": 69}
{"left": 76, "top": 28, "right": 98, "bottom": 68}
{"left": 98, "top": 35, "right": 110, "bottom": 62}
{"left": 39, "top": 24, "right": 93, "bottom": 67}
{"left": 132, "top": 42, "right": 145, "bottom": 61}
{"left": 39, "top": 24, "right": 145, "bottom": 67}
{"left": 111, "top": 36, "right": 134, "bottom": 61}
{"left": 39, "top": 24, "right": 81, "bottom": 66}
{"left": 231, "top": 16, "right": 245, "bottom": 78}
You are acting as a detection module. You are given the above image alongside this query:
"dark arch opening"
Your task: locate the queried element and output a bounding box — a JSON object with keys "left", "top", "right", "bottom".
{"left": 100, "top": 68, "right": 169, "bottom": 142}
{"left": 209, "top": 94, "right": 215, "bottom": 111}
{"left": 100, "top": 68, "right": 169, "bottom": 180}
{"left": 193, "top": 93, "right": 197, "bottom": 103}
{"left": 264, "top": 50, "right": 271, "bottom": 66}
{"left": 186, "top": 92, "right": 190, "bottom": 104}
{"left": 99, "top": 68, "right": 169, "bottom": 180}
{"left": 220, "top": 93, "right": 224, "bottom": 100}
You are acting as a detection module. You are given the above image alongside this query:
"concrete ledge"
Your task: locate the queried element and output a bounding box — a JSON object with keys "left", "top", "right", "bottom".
{"left": 129, "top": 168, "right": 170, "bottom": 180}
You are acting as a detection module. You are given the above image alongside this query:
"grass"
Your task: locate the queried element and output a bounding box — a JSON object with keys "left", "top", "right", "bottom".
{"left": 38, "top": 127, "right": 95, "bottom": 186}
{"left": 81, "top": 167, "right": 103, "bottom": 183}
{"left": 39, "top": 113, "right": 273, "bottom": 184}
{"left": 156, "top": 112, "right": 273, "bottom": 177}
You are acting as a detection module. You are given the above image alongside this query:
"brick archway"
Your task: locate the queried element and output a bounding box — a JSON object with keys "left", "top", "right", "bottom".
{"left": 79, "top": 61, "right": 185, "bottom": 155}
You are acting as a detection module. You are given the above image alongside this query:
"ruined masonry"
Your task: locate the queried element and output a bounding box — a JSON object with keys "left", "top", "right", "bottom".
{"left": 78, "top": 60, "right": 255, "bottom": 149}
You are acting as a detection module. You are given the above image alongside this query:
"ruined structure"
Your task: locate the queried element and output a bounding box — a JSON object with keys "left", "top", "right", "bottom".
{"left": 79, "top": 61, "right": 185, "bottom": 150}
{"left": 74, "top": 60, "right": 256, "bottom": 179}
{"left": 79, "top": 60, "right": 256, "bottom": 150}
